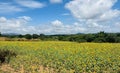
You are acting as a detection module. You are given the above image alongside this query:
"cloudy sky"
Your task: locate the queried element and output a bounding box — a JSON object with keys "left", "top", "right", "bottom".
{"left": 0, "top": 0, "right": 120, "bottom": 34}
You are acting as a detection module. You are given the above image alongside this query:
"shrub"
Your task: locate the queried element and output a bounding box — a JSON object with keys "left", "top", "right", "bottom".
{"left": 0, "top": 49, "right": 17, "bottom": 64}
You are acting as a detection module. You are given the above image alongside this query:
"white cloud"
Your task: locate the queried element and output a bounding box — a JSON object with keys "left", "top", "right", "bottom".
{"left": 18, "top": 16, "right": 32, "bottom": 21}
{"left": 50, "top": 20, "right": 86, "bottom": 34}
{"left": 50, "top": 0, "right": 63, "bottom": 4}
{"left": 0, "top": 17, "right": 86, "bottom": 34}
{"left": 0, "top": 16, "right": 32, "bottom": 34}
{"left": 0, "top": 0, "right": 45, "bottom": 14}
{"left": 0, "top": 3, "right": 23, "bottom": 13}
{"left": 115, "top": 22, "right": 120, "bottom": 27}
{"left": 51, "top": 20, "right": 63, "bottom": 27}
{"left": 15, "top": 0, "right": 45, "bottom": 8}
{"left": 0, "top": 17, "right": 7, "bottom": 23}
{"left": 0, "top": 16, "right": 119, "bottom": 34}
{"left": 97, "top": 10, "right": 120, "bottom": 22}
{"left": 65, "top": 0, "right": 120, "bottom": 33}
{"left": 65, "top": 0, "right": 118, "bottom": 20}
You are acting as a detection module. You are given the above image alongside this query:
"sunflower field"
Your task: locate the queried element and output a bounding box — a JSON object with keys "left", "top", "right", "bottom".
{"left": 0, "top": 41, "right": 120, "bottom": 73}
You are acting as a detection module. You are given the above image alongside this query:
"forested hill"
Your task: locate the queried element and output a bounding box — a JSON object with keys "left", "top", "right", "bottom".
{"left": 0, "top": 31, "right": 120, "bottom": 43}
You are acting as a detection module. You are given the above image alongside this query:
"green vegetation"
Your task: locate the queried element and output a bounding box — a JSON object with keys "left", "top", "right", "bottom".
{"left": 0, "top": 41, "right": 120, "bottom": 73}
{"left": 0, "top": 49, "right": 17, "bottom": 64}
{"left": 0, "top": 31, "right": 120, "bottom": 43}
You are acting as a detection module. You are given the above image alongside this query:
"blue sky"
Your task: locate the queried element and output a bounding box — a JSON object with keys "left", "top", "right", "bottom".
{"left": 0, "top": 0, "right": 120, "bottom": 34}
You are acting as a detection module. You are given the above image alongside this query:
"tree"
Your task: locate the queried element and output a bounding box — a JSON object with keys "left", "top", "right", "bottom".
{"left": 93, "top": 38, "right": 106, "bottom": 42}
{"left": 18, "top": 34, "right": 23, "bottom": 38}
{"left": 39, "top": 34, "right": 45, "bottom": 40}
{"left": 0, "top": 32, "right": 1, "bottom": 37}
{"left": 25, "top": 34, "right": 32, "bottom": 40}
{"left": 115, "top": 37, "right": 120, "bottom": 43}
{"left": 106, "top": 34, "right": 116, "bottom": 43}
{"left": 117, "top": 33, "right": 120, "bottom": 37}
{"left": 85, "top": 34, "right": 94, "bottom": 42}
{"left": 32, "top": 34, "right": 39, "bottom": 39}
{"left": 97, "top": 31, "right": 107, "bottom": 37}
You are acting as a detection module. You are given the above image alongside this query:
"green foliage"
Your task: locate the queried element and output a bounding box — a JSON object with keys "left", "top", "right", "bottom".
{"left": 93, "top": 38, "right": 106, "bottom": 42}
{"left": 0, "top": 31, "right": 120, "bottom": 43}
{"left": 0, "top": 49, "right": 17, "bottom": 63}
{"left": 106, "top": 34, "right": 116, "bottom": 43}
{"left": 18, "top": 34, "right": 23, "bottom": 38}
{"left": 0, "top": 32, "right": 1, "bottom": 37}
{"left": 24, "top": 34, "right": 32, "bottom": 40}
{"left": 39, "top": 34, "right": 46, "bottom": 40}
{"left": 115, "top": 37, "right": 120, "bottom": 42}
{"left": 84, "top": 34, "right": 95, "bottom": 42}
{"left": 32, "top": 34, "right": 39, "bottom": 39}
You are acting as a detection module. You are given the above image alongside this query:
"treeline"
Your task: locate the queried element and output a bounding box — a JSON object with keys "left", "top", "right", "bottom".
{"left": 0, "top": 31, "right": 120, "bottom": 43}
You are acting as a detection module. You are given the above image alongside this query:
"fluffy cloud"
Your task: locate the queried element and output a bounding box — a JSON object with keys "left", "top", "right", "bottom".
{"left": 0, "top": 16, "right": 32, "bottom": 34}
{"left": 0, "top": 16, "right": 119, "bottom": 34}
{"left": 15, "top": 0, "right": 45, "bottom": 8}
{"left": 50, "top": 0, "right": 63, "bottom": 4}
{"left": 65, "top": 0, "right": 120, "bottom": 32}
{"left": 0, "top": 17, "right": 7, "bottom": 22}
{"left": 0, "top": 3, "right": 23, "bottom": 13}
{"left": 49, "top": 20, "right": 86, "bottom": 34}
{"left": 51, "top": 20, "right": 63, "bottom": 27}
{"left": 65, "top": 0, "right": 119, "bottom": 19}
{"left": 0, "top": 17, "right": 86, "bottom": 34}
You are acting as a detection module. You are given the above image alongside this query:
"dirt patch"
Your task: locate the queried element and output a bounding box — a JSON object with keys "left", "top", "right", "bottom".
{"left": 0, "top": 64, "right": 56, "bottom": 73}
{"left": 0, "top": 64, "right": 17, "bottom": 73}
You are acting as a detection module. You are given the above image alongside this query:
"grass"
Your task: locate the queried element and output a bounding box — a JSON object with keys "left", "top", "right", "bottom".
{"left": 0, "top": 41, "right": 120, "bottom": 73}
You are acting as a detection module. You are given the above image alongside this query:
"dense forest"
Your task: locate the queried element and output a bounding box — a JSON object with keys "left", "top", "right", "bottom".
{"left": 0, "top": 31, "right": 120, "bottom": 43}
